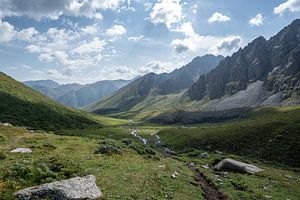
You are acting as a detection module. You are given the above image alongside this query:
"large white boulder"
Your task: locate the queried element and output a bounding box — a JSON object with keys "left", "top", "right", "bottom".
{"left": 14, "top": 175, "right": 102, "bottom": 200}
{"left": 214, "top": 158, "right": 264, "bottom": 174}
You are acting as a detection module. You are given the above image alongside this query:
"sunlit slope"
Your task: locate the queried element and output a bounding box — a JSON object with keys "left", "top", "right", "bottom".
{"left": 0, "top": 72, "right": 99, "bottom": 131}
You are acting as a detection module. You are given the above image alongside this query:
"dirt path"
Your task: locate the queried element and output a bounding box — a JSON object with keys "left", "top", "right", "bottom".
{"left": 187, "top": 163, "right": 229, "bottom": 200}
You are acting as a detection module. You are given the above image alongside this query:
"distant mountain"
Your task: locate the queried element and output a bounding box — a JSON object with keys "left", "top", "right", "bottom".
{"left": 24, "top": 80, "right": 60, "bottom": 89}
{"left": 24, "top": 78, "right": 134, "bottom": 108}
{"left": 57, "top": 80, "right": 132, "bottom": 108}
{"left": 187, "top": 19, "right": 300, "bottom": 109}
{"left": 0, "top": 72, "right": 98, "bottom": 131}
{"left": 85, "top": 54, "right": 224, "bottom": 115}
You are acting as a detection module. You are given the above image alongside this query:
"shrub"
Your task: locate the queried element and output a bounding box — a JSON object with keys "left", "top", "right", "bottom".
{"left": 121, "top": 138, "right": 156, "bottom": 155}
{"left": 0, "top": 151, "right": 6, "bottom": 160}
{"left": 94, "top": 139, "right": 122, "bottom": 155}
{"left": 2, "top": 156, "right": 83, "bottom": 184}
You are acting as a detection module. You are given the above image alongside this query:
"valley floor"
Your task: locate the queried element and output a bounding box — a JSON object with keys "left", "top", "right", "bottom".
{"left": 1, "top": 123, "right": 300, "bottom": 200}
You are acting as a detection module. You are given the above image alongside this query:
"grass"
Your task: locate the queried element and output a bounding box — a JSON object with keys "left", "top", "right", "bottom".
{"left": 0, "top": 126, "right": 203, "bottom": 200}
{"left": 158, "top": 106, "right": 300, "bottom": 167}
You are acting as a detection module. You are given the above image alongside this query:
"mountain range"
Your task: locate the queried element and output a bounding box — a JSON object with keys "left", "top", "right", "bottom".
{"left": 84, "top": 54, "right": 224, "bottom": 116}
{"left": 24, "top": 78, "right": 134, "bottom": 108}
{"left": 81, "top": 19, "right": 300, "bottom": 121}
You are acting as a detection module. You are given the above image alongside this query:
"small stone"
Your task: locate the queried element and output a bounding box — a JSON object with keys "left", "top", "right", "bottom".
{"left": 10, "top": 148, "right": 32, "bottom": 153}
{"left": 201, "top": 164, "right": 209, "bottom": 169}
{"left": 198, "top": 152, "right": 209, "bottom": 158}
{"left": 171, "top": 171, "right": 179, "bottom": 179}
{"left": 213, "top": 150, "right": 223, "bottom": 155}
{"left": 264, "top": 195, "right": 272, "bottom": 198}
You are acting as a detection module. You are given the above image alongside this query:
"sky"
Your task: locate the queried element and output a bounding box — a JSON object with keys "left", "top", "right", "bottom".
{"left": 0, "top": 0, "right": 300, "bottom": 84}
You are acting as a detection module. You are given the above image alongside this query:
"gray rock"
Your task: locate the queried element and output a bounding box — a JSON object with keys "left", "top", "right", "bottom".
{"left": 1, "top": 122, "right": 12, "bottom": 127}
{"left": 162, "top": 147, "right": 177, "bottom": 157}
{"left": 214, "top": 158, "right": 264, "bottom": 174}
{"left": 198, "top": 152, "right": 209, "bottom": 158}
{"left": 10, "top": 148, "right": 32, "bottom": 153}
{"left": 14, "top": 175, "right": 102, "bottom": 200}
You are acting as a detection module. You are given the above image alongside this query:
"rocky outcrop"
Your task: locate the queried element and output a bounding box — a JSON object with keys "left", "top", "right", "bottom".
{"left": 14, "top": 175, "right": 102, "bottom": 200}
{"left": 214, "top": 158, "right": 264, "bottom": 174}
{"left": 188, "top": 19, "right": 300, "bottom": 104}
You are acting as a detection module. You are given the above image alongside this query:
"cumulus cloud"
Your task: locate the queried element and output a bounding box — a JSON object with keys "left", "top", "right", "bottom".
{"left": 38, "top": 53, "right": 54, "bottom": 62}
{"left": 208, "top": 12, "right": 231, "bottom": 23}
{"left": 215, "top": 36, "right": 241, "bottom": 52}
{"left": 24, "top": 26, "right": 107, "bottom": 72}
{"left": 249, "top": 14, "right": 264, "bottom": 26}
{"left": 80, "top": 24, "right": 100, "bottom": 35}
{"left": 274, "top": 0, "right": 300, "bottom": 15}
{"left": 171, "top": 21, "right": 241, "bottom": 55}
{"left": 149, "top": 0, "right": 183, "bottom": 29}
{"left": 0, "top": 20, "right": 38, "bottom": 43}
{"left": 73, "top": 37, "right": 106, "bottom": 55}
{"left": 0, "top": 0, "right": 125, "bottom": 20}
{"left": 105, "top": 25, "right": 127, "bottom": 38}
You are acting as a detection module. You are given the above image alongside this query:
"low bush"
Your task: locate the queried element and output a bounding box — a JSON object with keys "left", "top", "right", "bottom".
{"left": 94, "top": 139, "right": 122, "bottom": 155}
{"left": 0, "top": 151, "right": 6, "bottom": 160}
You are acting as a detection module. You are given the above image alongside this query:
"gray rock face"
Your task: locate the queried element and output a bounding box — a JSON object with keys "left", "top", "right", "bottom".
{"left": 188, "top": 19, "right": 300, "bottom": 104}
{"left": 214, "top": 158, "right": 264, "bottom": 174}
{"left": 14, "top": 175, "right": 102, "bottom": 200}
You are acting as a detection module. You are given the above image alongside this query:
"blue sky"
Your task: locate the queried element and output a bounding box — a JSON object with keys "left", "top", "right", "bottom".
{"left": 0, "top": 0, "right": 300, "bottom": 84}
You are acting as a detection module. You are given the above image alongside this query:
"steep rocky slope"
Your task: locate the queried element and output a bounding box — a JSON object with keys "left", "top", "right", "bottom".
{"left": 188, "top": 19, "right": 300, "bottom": 106}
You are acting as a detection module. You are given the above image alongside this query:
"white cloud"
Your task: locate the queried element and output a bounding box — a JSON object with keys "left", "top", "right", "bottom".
{"left": 274, "top": 0, "right": 300, "bottom": 15}
{"left": 174, "top": 22, "right": 195, "bottom": 37}
{"left": 208, "top": 12, "right": 231, "bottom": 23}
{"left": 128, "top": 35, "right": 146, "bottom": 42}
{"left": 249, "top": 14, "right": 264, "bottom": 26}
{"left": 0, "top": 0, "right": 125, "bottom": 20}
{"left": 144, "top": 2, "right": 152, "bottom": 11}
{"left": 0, "top": 20, "right": 38, "bottom": 43}
{"left": 0, "top": 20, "right": 15, "bottom": 43}
{"left": 149, "top": 0, "right": 183, "bottom": 29}
{"left": 80, "top": 24, "right": 100, "bottom": 35}
{"left": 105, "top": 25, "right": 127, "bottom": 38}
{"left": 38, "top": 53, "right": 54, "bottom": 62}
{"left": 73, "top": 37, "right": 106, "bottom": 55}
{"left": 172, "top": 27, "right": 241, "bottom": 55}
{"left": 211, "top": 36, "right": 242, "bottom": 55}
{"left": 23, "top": 26, "right": 107, "bottom": 72}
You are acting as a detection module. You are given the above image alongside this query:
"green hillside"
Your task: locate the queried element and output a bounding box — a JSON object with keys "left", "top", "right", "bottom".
{"left": 0, "top": 72, "right": 99, "bottom": 131}
{"left": 158, "top": 106, "right": 300, "bottom": 167}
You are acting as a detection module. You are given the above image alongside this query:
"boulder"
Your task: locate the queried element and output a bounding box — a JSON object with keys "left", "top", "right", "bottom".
{"left": 14, "top": 175, "right": 102, "bottom": 200}
{"left": 214, "top": 158, "right": 264, "bottom": 174}
{"left": 162, "top": 147, "right": 177, "bottom": 157}
{"left": 10, "top": 148, "right": 32, "bottom": 153}
{"left": 1, "top": 122, "right": 12, "bottom": 127}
